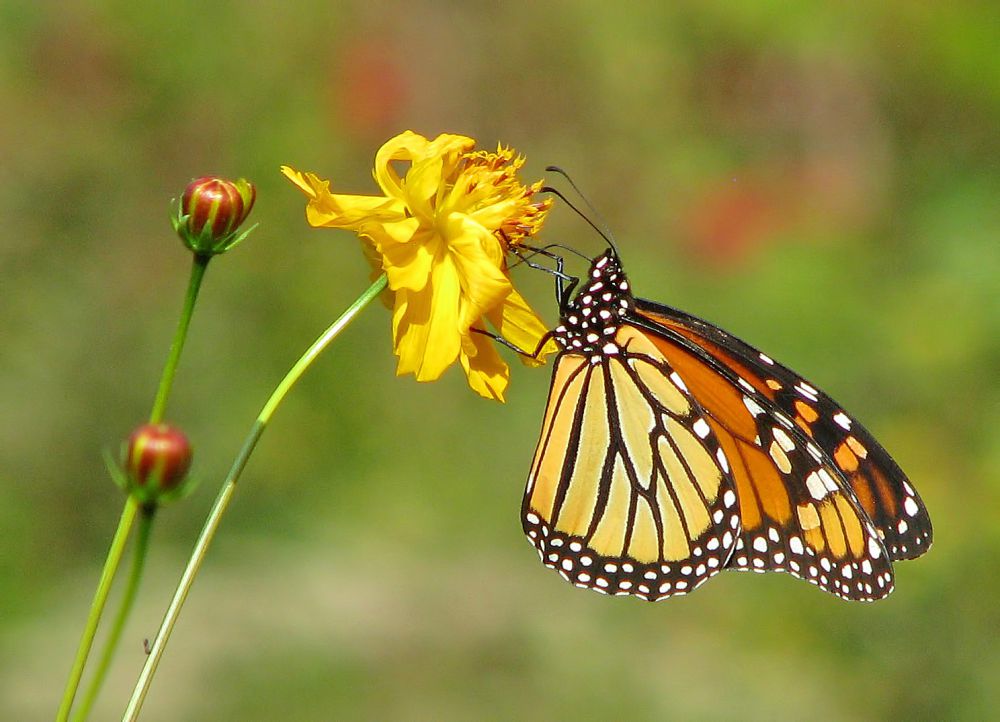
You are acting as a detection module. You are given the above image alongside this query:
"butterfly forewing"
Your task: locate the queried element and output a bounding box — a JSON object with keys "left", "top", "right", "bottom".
{"left": 634, "top": 301, "right": 932, "bottom": 562}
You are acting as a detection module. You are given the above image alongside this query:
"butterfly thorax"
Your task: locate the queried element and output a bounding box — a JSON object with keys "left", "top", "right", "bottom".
{"left": 554, "top": 250, "right": 635, "bottom": 360}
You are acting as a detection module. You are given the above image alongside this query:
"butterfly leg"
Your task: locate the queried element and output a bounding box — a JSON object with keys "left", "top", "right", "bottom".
{"left": 469, "top": 326, "right": 555, "bottom": 360}
{"left": 510, "top": 244, "right": 579, "bottom": 310}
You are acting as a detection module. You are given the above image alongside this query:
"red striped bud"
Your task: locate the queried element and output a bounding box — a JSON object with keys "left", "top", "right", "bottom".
{"left": 174, "top": 176, "right": 256, "bottom": 255}
{"left": 124, "top": 423, "right": 193, "bottom": 502}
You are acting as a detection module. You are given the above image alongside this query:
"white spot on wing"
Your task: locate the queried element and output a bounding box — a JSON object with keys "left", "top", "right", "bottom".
{"left": 806, "top": 472, "right": 827, "bottom": 500}
{"left": 833, "top": 412, "right": 852, "bottom": 430}
{"left": 796, "top": 382, "right": 819, "bottom": 401}
{"left": 743, "top": 396, "right": 765, "bottom": 417}
{"left": 818, "top": 468, "right": 839, "bottom": 493}
{"left": 772, "top": 427, "right": 795, "bottom": 452}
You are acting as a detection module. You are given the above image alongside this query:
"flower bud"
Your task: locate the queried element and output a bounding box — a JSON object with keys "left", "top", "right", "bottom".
{"left": 124, "top": 423, "right": 193, "bottom": 502}
{"left": 173, "top": 176, "right": 257, "bottom": 255}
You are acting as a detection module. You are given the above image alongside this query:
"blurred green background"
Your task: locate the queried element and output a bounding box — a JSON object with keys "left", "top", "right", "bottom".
{"left": 2, "top": 2, "right": 998, "bottom": 720}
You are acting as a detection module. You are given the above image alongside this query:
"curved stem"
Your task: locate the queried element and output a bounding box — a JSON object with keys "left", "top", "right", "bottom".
{"left": 56, "top": 497, "right": 141, "bottom": 722}
{"left": 122, "top": 274, "right": 388, "bottom": 721}
{"left": 150, "top": 253, "right": 211, "bottom": 424}
{"left": 71, "top": 506, "right": 156, "bottom": 722}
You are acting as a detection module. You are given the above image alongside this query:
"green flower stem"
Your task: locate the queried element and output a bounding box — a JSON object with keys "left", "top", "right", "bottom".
{"left": 57, "top": 254, "right": 211, "bottom": 722}
{"left": 150, "top": 253, "right": 211, "bottom": 423}
{"left": 122, "top": 274, "right": 388, "bottom": 721}
{"left": 56, "top": 497, "right": 140, "bottom": 722}
{"left": 71, "top": 506, "right": 156, "bottom": 722}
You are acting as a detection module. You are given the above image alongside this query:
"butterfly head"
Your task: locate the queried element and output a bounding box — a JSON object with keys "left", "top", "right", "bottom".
{"left": 554, "top": 248, "right": 634, "bottom": 358}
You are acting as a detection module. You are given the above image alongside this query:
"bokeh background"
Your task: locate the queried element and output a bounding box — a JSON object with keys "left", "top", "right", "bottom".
{"left": 2, "top": 2, "right": 998, "bottom": 720}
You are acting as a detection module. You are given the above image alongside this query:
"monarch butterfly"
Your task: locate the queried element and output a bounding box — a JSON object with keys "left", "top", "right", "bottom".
{"left": 522, "top": 246, "right": 932, "bottom": 602}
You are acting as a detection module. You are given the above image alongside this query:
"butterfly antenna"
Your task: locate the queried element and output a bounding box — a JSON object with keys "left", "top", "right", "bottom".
{"left": 544, "top": 166, "right": 620, "bottom": 255}
{"left": 540, "top": 186, "right": 619, "bottom": 255}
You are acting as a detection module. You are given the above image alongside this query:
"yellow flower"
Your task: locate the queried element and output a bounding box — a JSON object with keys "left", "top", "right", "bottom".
{"left": 282, "top": 131, "right": 556, "bottom": 401}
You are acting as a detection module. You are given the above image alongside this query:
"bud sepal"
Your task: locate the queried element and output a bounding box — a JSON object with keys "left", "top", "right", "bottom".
{"left": 172, "top": 176, "right": 257, "bottom": 256}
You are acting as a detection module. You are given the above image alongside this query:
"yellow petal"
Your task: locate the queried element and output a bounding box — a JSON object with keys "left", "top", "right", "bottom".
{"left": 283, "top": 166, "right": 403, "bottom": 229}
{"left": 403, "top": 153, "right": 446, "bottom": 215}
{"left": 392, "top": 258, "right": 462, "bottom": 381}
{"left": 414, "top": 259, "right": 463, "bottom": 380}
{"left": 373, "top": 131, "right": 473, "bottom": 202}
{"left": 445, "top": 214, "right": 513, "bottom": 327}
{"left": 306, "top": 198, "right": 400, "bottom": 230}
{"left": 460, "top": 329, "right": 510, "bottom": 402}
{"left": 381, "top": 229, "right": 437, "bottom": 292}
{"left": 281, "top": 166, "right": 319, "bottom": 198}
{"left": 373, "top": 131, "right": 429, "bottom": 201}
{"left": 377, "top": 216, "right": 421, "bottom": 245}
{"left": 488, "top": 288, "right": 557, "bottom": 366}
{"left": 468, "top": 197, "right": 521, "bottom": 231}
